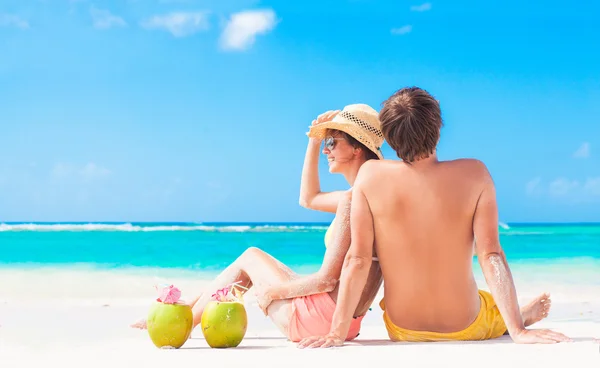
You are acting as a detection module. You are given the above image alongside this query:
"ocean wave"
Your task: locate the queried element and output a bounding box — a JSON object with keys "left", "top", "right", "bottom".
{"left": 0, "top": 223, "right": 328, "bottom": 233}
{"left": 499, "top": 231, "right": 556, "bottom": 236}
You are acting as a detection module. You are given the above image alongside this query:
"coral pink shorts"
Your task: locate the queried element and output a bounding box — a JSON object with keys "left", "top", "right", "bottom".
{"left": 288, "top": 292, "right": 364, "bottom": 342}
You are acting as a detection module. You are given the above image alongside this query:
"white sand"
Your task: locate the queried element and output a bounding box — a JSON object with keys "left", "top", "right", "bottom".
{"left": 0, "top": 268, "right": 598, "bottom": 368}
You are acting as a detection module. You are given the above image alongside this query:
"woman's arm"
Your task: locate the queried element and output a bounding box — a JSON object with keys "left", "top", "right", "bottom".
{"left": 262, "top": 191, "right": 353, "bottom": 304}
{"left": 299, "top": 111, "right": 343, "bottom": 214}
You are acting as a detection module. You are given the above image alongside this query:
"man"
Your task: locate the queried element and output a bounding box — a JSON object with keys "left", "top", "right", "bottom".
{"left": 298, "top": 87, "right": 571, "bottom": 348}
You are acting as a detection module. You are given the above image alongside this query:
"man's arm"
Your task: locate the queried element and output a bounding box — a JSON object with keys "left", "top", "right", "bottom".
{"left": 473, "top": 168, "right": 524, "bottom": 335}
{"left": 473, "top": 163, "right": 570, "bottom": 344}
{"left": 297, "top": 170, "right": 375, "bottom": 348}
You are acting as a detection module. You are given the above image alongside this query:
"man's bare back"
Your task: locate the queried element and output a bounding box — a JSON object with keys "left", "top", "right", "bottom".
{"left": 297, "top": 87, "right": 571, "bottom": 348}
{"left": 361, "top": 157, "right": 493, "bottom": 332}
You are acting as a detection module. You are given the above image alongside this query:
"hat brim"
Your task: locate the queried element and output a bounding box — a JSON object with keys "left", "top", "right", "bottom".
{"left": 307, "top": 122, "right": 384, "bottom": 160}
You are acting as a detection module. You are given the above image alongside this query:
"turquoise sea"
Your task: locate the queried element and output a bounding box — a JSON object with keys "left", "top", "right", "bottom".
{"left": 1, "top": 222, "right": 599, "bottom": 283}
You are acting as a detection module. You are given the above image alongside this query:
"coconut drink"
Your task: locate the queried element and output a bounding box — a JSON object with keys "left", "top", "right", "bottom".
{"left": 201, "top": 283, "right": 248, "bottom": 348}
{"left": 147, "top": 284, "right": 193, "bottom": 349}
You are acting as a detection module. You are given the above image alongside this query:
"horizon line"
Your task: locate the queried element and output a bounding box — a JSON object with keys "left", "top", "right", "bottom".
{"left": 2, "top": 221, "right": 600, "bottom": 225}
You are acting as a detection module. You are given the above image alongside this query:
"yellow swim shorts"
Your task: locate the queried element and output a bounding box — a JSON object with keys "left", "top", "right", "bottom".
{"left": 380, "top": 290, "right": 507, "bottom": 342}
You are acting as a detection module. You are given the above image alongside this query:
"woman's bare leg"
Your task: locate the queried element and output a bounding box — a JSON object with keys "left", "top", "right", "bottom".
{"left": 189, "top": 247, "right": 297, "bottom": 336}
{"left": 131, "top": 247, "right": 298, "bottom": 337}
{"left": 186, "top": 293, "right": 203, "bottom": 308}
{"left": 130, "top": 247, "right": 297, "bottom": 335}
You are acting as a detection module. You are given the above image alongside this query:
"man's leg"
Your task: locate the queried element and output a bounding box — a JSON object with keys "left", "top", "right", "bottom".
{"left": 502, "top": 292, "right": 552, "bottom": 335}
{"left": 521, "top": 292, "right": 551, "bottom": 327}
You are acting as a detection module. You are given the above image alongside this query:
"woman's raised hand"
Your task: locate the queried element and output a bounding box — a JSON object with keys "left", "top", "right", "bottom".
{"left": 311, "top": 110, "right": 340, "bottom": 128}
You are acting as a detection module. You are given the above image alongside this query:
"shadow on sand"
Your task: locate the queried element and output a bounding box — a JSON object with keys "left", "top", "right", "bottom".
{"left": 351, "top": 335, "right": 596, "bottom": 347}
{"left": 187, "top": 335, "right": 597, "bottom": 348}
{"left": 190, "top": 336, "right": 289, "bottom": 341}
{"left": 181, "top": 345, "right": 280, "bottom": 350}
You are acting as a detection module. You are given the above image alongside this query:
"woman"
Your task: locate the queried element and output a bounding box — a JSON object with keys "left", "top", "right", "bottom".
{"left": 132, "top": 104, "right": 386, "bottom": 342}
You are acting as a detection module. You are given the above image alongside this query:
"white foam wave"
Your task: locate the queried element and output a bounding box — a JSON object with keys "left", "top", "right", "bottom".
{"left": 0, "top": 223, "right": 142, "bottom": 232}
{"left": 499, "top": 222, "right": 510, "bottom": 230}
{"left": 499, "top": 231, "right": 556, "bottom": 236}
{"left": 0, "top": 223, "right": 328, "bottom": 233}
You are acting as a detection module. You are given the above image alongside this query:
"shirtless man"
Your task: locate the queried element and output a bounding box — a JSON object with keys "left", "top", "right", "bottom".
{"left": 298, "top": 87, "right": 572, "bottom": 348}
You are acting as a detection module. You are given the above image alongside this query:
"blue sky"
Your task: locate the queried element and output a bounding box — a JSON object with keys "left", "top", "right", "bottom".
{"left": 0, "top": 0, "right": 599, "bottom": 223}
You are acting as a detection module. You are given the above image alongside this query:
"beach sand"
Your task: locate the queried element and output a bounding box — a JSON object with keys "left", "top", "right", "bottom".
{"left": 1, "top": 268, "right": 598, "bottom": 368}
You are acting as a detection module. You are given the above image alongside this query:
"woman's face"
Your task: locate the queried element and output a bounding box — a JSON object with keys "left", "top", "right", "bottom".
{"left": 322, "top": 131, "right": 357, "bottom": 173}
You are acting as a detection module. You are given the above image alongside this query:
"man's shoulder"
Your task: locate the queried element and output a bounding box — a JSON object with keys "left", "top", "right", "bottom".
{"left": 357, "top": 159, "right": 402, "bottom": 177}
{"left": 444, "top": 158, "right": 490, "bottom": 176}
{"left": 355, "top": 160, "right": 405, "bottom": 193}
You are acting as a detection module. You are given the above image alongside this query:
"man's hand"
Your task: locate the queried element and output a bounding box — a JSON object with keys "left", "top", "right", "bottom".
{"left": 511, "top": 328, "right": 572, "bottom": 344}
{"left": 297, "top": 332, "right": 344, "bottom": 349}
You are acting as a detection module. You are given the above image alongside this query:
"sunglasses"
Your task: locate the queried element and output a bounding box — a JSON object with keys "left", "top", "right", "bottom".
{"left": 324, "top": 136, "right": 345, "bottom": 150}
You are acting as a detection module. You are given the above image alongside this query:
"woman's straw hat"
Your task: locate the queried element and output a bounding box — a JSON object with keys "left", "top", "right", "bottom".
{"left": 307, "top": 103, "right": 384, "bottom": 160}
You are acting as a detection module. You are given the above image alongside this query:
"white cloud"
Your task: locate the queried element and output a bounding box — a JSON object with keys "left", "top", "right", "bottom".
{"left": 410, "top": 3, "right": 432, "bottom": 12}
{"left": 141, "top": 12, "right": 210, "bottom": 37}
{"left": 528, "top": 176, "right": 600, "bottom": 201}
{"left": 219, "top": 9, "right": 277, "bottom": 51}
{"left": 51, "top": 163, "right": 74, "bottom": 179}
{"left": 572, "top": 142, "right": 590, "bottom": 159}
{"left": 80, "top": 163, "right": 111, "bottom": 180}
{"left": 90, "top": 7, "right": 127, "bottom": 29}
{"left": 0, "top": 14, "right": 30, "bottom": 29}
{"left": 548, "top": 178, "right": 580, "bottom": 197}
{"left": 51, "top": 162, "right": 111, "bottom": 181}
{"left": 391, "top": 25, "right": 412, "bottom": 35}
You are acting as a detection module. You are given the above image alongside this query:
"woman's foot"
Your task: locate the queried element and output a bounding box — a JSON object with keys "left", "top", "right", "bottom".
{"left": 521, "top": 292, "right": 552, "bottom": 327}
{"left": 130, "top": 319, "right": 147, "bottom": 329}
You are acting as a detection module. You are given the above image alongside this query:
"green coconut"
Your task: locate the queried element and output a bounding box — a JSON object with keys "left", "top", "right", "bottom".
{"left": 147, "top": 301, "right": 193, "bottom": 349}
{"left": 201, "top": 300, "right": 248, "bottom": 348}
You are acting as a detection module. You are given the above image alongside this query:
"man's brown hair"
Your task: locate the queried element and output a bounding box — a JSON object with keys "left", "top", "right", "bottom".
{"left": 379, "top": 87, "right": 443, "bottom": 163}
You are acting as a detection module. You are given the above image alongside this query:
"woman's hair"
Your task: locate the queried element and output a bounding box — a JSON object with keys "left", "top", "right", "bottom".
{"left": 327, "top": 129, "right": 379, "bottom": 161}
